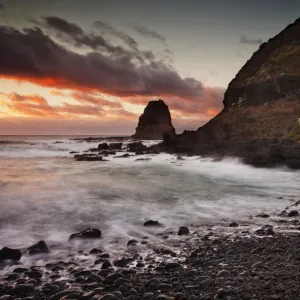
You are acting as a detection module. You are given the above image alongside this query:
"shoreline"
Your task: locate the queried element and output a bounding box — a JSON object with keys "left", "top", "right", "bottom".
{"left": 1, "top": 199, "right": 300, "bottom": 299}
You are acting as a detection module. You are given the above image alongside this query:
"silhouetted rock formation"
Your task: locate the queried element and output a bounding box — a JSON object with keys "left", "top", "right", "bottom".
{"left": 164, "top": 18, "right": 300, "bottom": 169}
{"left": 133, "top": 99, "right": 176, "bottom": 140}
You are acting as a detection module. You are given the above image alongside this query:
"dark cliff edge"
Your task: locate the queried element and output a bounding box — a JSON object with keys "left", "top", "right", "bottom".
{"left": 162, "top": 18, "right": 300, "bottom": 169}
{"left": 132, "top": 99, "right": 176, "bottom": 140}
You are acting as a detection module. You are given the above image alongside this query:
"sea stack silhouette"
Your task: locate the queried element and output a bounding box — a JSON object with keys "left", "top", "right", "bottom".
{"left": 133, "top": 99, "right": 176, "bottom": 140}
{"left": 165, "top": 17, "right": 300, "bottom": 169}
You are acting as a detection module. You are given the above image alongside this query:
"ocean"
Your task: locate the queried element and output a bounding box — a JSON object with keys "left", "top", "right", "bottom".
{"left": 0, "top": 135, "right": 299, "bottom": 272}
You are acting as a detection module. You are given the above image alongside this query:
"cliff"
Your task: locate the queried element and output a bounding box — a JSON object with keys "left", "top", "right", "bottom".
{"left": 164, "top": 18, "right": 300, "bottom": 169}
{"left": 132, "top": 99, "right": 176, "bottom": 140}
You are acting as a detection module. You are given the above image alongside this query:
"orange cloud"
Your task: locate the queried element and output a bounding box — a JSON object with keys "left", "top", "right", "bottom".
{"left": 0, "top": 92, "right": 137, "bottom": 119}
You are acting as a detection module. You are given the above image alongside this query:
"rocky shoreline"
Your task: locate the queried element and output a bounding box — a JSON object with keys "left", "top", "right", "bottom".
{"left": 1, "top": 197, "right": 300, "bottom": 300}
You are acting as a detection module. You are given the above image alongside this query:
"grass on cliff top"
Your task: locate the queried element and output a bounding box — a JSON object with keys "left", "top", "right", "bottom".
{"left": 287, "top": 123, "right": 300, "bottom": 141}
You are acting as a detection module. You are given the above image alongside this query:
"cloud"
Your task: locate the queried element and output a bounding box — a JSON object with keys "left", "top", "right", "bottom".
{"left": 240, "top": 36, "right": 263, "bottom": 45}
{"left": 0, "top": 92, "right": 138, "bottom": 120}
{"left": 1, "top": 92, "right": 104, "bottom": 117}
{"left": 94, "top": 21, "right": 138, "bottom": 50}
{"left": 133, "top": 24, "right": 166, "bottom": 44}
{"left": 0, "top": 26, "right": 208, "bottom": 99}
{"left": 0, "top": 18, "right": 225, "bottom": 126}
{"left": 0, "top": 3, "right": 4, "bottom": 10}
{"left": 34, "top": 16, "right": 158, "bottom": 65}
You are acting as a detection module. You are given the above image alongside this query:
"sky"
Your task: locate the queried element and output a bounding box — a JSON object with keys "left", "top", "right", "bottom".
{"left": 0, "top": 0, "right": 299, "bottom": 135}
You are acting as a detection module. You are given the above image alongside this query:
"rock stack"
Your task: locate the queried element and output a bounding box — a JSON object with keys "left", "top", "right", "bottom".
{"left": 132, "top": 99, "right": 176, "bottom": 140}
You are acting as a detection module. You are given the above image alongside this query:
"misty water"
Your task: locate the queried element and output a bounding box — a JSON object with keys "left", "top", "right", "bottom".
{"left": 0, "top": 136, "right": 300, "bottom": 271}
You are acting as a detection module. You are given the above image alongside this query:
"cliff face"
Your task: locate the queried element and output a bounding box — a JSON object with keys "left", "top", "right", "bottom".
{"left": 133, "top": 99, "right": 176, "bottom": 140}
{"left": 167, "top": 18, "right": 300, "bottom": 168}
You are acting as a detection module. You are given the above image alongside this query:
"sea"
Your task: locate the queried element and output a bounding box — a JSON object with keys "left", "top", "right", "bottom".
{"left": 0, "top": 135, "right": 299, "bottom": 272}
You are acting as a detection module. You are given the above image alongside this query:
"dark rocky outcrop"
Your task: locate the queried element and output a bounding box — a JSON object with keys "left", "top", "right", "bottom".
{"left": 163, "top": 18, "right": 300, "bottom": 169}
{"left": 0, "top": 247, "right": 22, "bottom": 261}
{"left": 69, "top": 228, "right": 102, "bottom": 240}
{"left": 143, "top": 220, "right": 161, "bottom": 227}
{"left": 133, "top": 99, "right": 176, "bottom": 140}
{"left": 27, "top": 240, "right": 50, "bottom": 255}
{"left": 74, "top": 154, "right": 108, "bottom": 161}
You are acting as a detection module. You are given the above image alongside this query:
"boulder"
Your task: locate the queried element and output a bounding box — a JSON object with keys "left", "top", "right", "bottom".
{"left": 0, "top": 247, "right": 22, "bottom": 261}
{"left": 27, "top": 240, "right": 49, "bottom": 255}
{"left": 144, "top": 220, "right": 161, "bottom": 227}
{"left": 177, "top": 226, "right": 190, "bottom": 235}
{"left": 69, "top": 228, "right": 102, "bottom": 240}
{"left": 109, "top": 143, "right": 122, "bottom": 150}
{"left": 127, "top": 142, "right": 147, "bottom": 152}
{"left": 74, "top": 154, "right": 107, "bottom": 161}
{"left": 98, "top": 143, "right": 109, "bottom": 150}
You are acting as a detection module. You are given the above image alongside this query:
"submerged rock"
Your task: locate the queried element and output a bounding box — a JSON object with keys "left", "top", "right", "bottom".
{"left": 127, "top": 142, "right": 147, "bottom": 152}
{"left": 177, "top": 226, "right": 190, "bottom": 235}
{"left": 98, "top": 143, "right": 109, "bottom": 150}
{"left": 109, "top": 142, "right": 122, "bottom": 150}
{"left": 74, "top": 154, "right": 108, "bottom": 161}
{"left": 69, "top": 228, "right": 102, "bottom": 240}
{"left": 0, "top": 247, "right": 22, "bottom": 261}
{"left": 144, "top": 220, "right": 161, "bottom": 227}
{"left": 27, "top": 240, "right": 49, "bottom": 255}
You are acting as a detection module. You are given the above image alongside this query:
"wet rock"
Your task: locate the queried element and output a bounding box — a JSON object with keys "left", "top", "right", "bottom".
{"left": 98, "top": 143, "right": 109, "bottom": 150}
{"left": 26, "top": 270, "right": 42, "bottom": 279}
{"left": 255, "top": 225, "right": 275, "bottom": 236}
{"left": 98, "top": 294, "right": 119, "bottom": 300}
{"left": 5, "top": 273, "right": 19, "bottom": 281}
{"left": 256, "top": 213, "right": 270, "bottom": 218}
{"left": 143, "top": 220, "right": 161, "bottom": 227}
{"left": 0, "top": 247, "right": 22, "bottom": 261}
{"left": 101, "top": 261, "right": 112, "bottom": 270}
{"left": 89, "top": 248, "right": 102, "bottom": 255}
{"left": 27, "top": 240, "right": 49, "bottom": 255}
{"left": 50, "top": 290, "right": 81, "bottom": 300}
{"left": 176, "top": 156, "right": 184, "bottom": 160}
{"left": 216, "top": 270, "right": 230, "bottom": 278}
{"left": 136, "top": 262, "right": 145, "bottom": 268}
{"left": 114, "top": 153, "right": 131, "bottom": 158}
{"left": 74, "top": 154, "right": 107, "bottom": 162}
{"left": 127, "top": 142, "right": 147, "bottom": 152}
{"left": 155, "top": 295, "right": 173, "bottom": 300}
{"left": 229, "top": 222, "right": 239, "bottom": 227}
{"left": 13, "top": 267, "right": 28, "bottom": 273}
{"left": 177, "top": 226, "right": 190, "bottom": 235}
{"left": 13, "top": 284, "right": 36, "bottom": 296}
{"left": 109, "top": 143, "right": 122, "bottom": 150}
{"left": 288, "top": 210, "right": 299, "bottom": 217}
{"left": 69, "top": 228, "right": 101, "bottom": 240}
{"left": 135, "top": 158, "right": 152, "bottom": 161}
{"left": 165, "top": 262, "right": 181, "bottom": 269}
{"left": 127, "top": 239, "right": 138, "bottom": 246}
{"left": 103, "top": 273, "right": 122, "bottom": 285}
{"left": 113, "top": 257, "right": 134, "bottom": 267}
{"left": 156, "top": 283, "right": 173, "bottom": 292}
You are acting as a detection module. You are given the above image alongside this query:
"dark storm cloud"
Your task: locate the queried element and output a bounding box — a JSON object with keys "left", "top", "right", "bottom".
{"left": 0, "top": 25, "right": 207, "bottom": 99}
{"left": 94, "top": 20, "right": 139, "bottom": 50}
{"left": 0, "top": 3, "right": 4, "bottom": 10}
{"left": 44, "top": 16, "right": 84, "bottom": 36}
{"left": 133, "top": 24, "right": 166, "bottom": 43}
{"left": 42, "top": 16, "right": 118, "bottom": 53}
{"left": 37, "top": 16, "right": 157, "bottom": 64}
{"left": 240, "top": 36, "right": 263, "bottom": 45}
